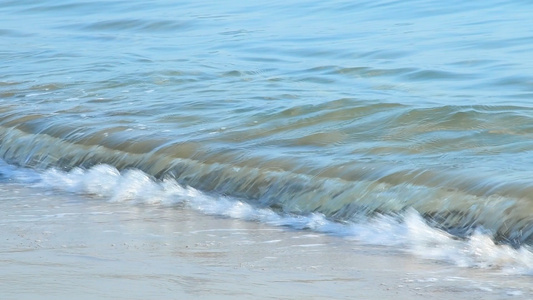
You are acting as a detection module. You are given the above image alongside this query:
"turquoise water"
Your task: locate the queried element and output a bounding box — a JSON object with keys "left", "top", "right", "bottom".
{"left": 1, "top": 0, "right": 533, "bottom": 253}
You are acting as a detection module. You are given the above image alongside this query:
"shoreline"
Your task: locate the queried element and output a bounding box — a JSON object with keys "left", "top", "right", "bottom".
{"left": 0, "top": 184, "right": 531, "bottom": 300}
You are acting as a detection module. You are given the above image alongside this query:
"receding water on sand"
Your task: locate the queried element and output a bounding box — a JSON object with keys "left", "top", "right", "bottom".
{"left": 1, "top": 180, "right": 532, "bottom": 299}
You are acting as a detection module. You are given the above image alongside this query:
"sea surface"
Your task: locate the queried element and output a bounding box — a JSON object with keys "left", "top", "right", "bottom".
{"left": 1, "top": 0, "right": 533, "bottom": 274}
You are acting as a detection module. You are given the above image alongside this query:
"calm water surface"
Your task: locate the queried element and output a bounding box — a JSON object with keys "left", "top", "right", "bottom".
{"left": 1, "top": 0, "right": 533, "bottom": 249}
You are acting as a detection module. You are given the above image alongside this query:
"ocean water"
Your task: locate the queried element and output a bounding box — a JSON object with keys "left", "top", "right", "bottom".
{"left": 1, "top": 0, "right": 533, "bottom": 274}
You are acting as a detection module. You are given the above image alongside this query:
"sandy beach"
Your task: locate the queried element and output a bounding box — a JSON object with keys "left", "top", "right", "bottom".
{"left": 0, "top": 183, "right": 531, "bottom": 300}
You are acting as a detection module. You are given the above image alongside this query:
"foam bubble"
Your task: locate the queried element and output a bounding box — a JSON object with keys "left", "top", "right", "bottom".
{"left": 404, "top": 211, "right": 533, "bottom": 273}
{"left": 36, "top": 165, "right": 184, "bottom": 206}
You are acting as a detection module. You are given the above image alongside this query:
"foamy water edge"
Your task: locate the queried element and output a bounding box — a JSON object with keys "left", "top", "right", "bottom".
{"left": 2, "top": 160, "right": 531, "bottom": 275}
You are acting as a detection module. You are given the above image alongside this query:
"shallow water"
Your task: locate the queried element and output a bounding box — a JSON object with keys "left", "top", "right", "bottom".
{"left": 1, "top": 180, "right": 532, "bottom": 299}
{"left": 1, "top": 0, "right": 533, "bottom": 264}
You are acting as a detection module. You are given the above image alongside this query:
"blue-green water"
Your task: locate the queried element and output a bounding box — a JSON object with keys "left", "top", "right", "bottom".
{"left": 1, "top": 0, "right": 533, "bottom": 258}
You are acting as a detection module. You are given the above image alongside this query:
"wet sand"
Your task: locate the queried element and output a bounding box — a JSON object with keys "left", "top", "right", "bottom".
{"left": 1, "top": 183, "right": 531, "bottom": 300}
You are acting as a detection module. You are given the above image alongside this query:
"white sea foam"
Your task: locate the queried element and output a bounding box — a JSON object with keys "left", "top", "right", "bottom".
{"left": 4, "top": 162, "right": 533, "bottom": 275}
